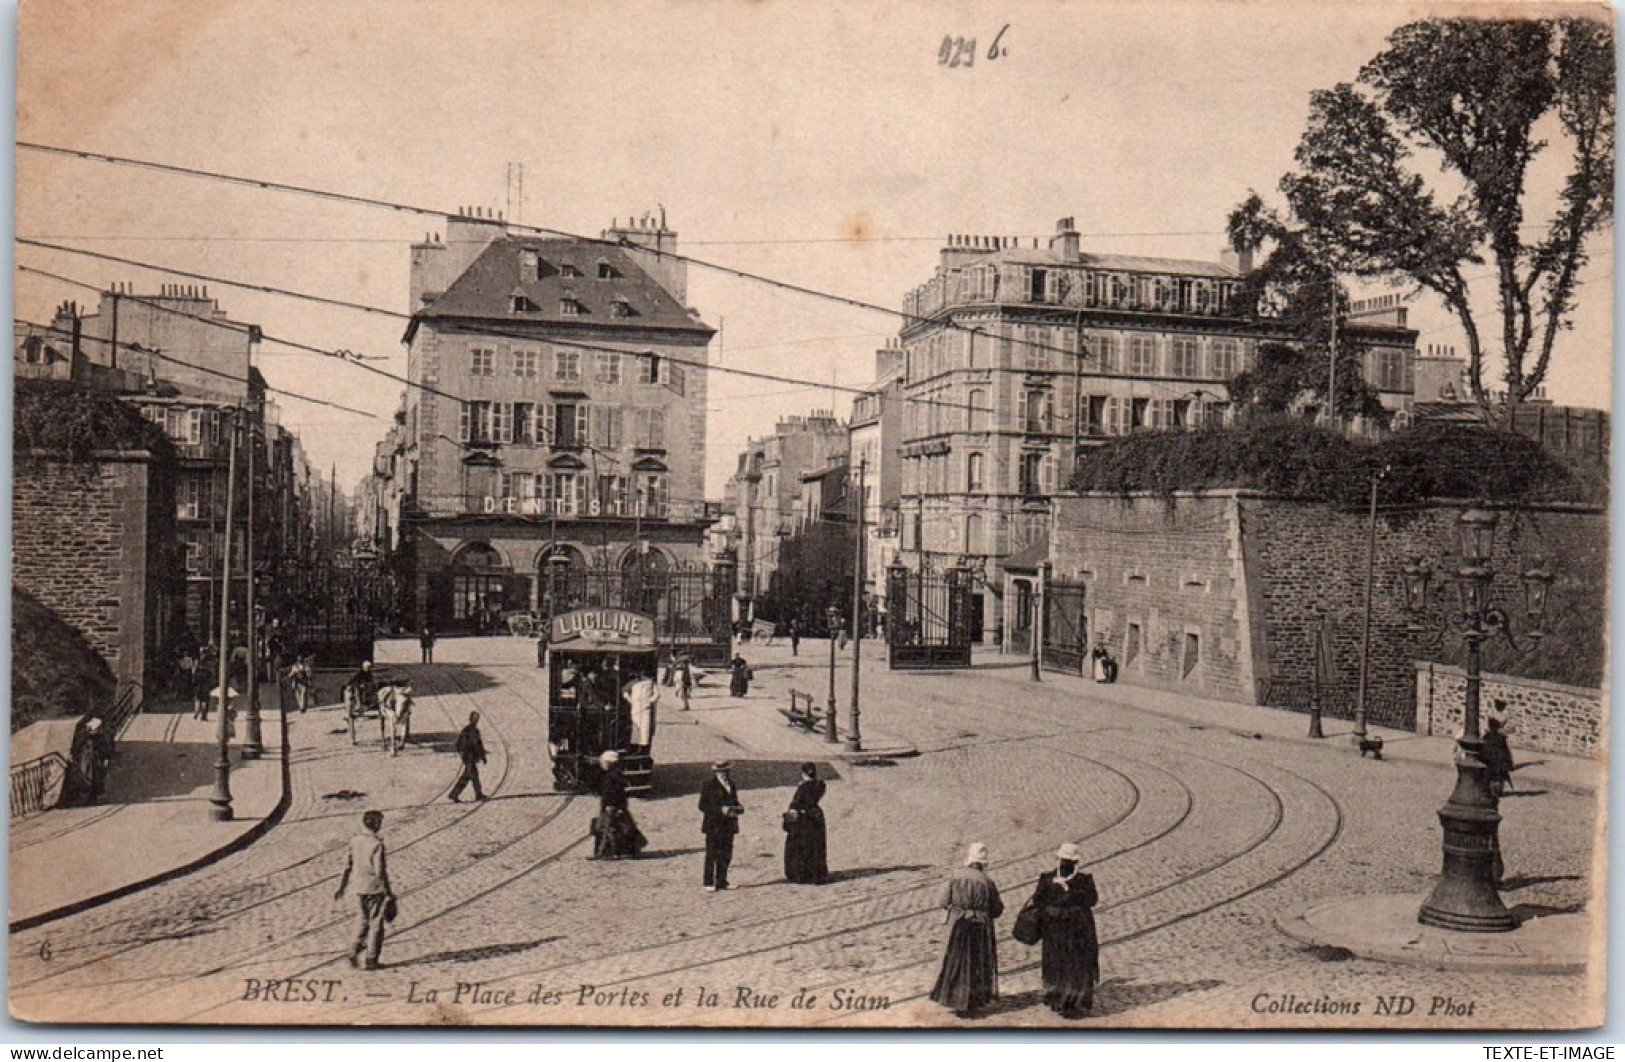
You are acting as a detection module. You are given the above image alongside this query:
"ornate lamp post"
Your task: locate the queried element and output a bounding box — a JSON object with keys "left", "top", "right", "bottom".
{"left": 1405, "top": 507, "right": 1554, "bottom": 932}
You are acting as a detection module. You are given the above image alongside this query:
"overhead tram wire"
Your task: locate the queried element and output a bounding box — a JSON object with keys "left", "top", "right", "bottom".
{"left": 15, "top": 318, "right": 382, "bottom": 420}
{"left": 27, "top": 143, "right": 1601, "bottom": 374}
{"left": 18, "top": 244, "right": 997, "bottom": 418}
{"left": 19, "top": 261, "right": 470, "bottom": 409}
{"left": 16, "top": 142, "right": 1095, "bottom": 367}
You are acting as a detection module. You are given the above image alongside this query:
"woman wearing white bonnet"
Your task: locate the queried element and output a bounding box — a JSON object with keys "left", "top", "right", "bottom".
{"left": 1026, "top": 841, "right": 1100, "bottom": 1018}
{"left": 929, "top": 842, "right": 1004, "bottom": 1017}
{"left": 590, "top": 750, "right": 647, "bottom": 859}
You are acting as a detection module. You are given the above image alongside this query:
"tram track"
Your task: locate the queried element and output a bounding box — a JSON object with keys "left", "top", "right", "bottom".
{"left": 316, "top": 733, "right": 1193, "bottom": 1024}
{"left": 9, "top": 662, "right": 531, "bottom": 1004}
{"left": 802, "top": 757, "right": 1347, "bottom": 1024}
{"left": 415, "top": 681, "right": 1345, "bottom": 1024}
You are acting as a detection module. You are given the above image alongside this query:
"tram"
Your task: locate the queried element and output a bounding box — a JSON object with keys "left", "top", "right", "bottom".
{"left": 544, "top": 606, "right": 659, "bottom": 793}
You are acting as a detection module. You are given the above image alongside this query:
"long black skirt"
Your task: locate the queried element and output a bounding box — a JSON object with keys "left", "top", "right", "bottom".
{"left": 593, "top": 808, "right": 647, "bottom": 859}
{"left": 1040, "top": 914, "right": 1099, "bottom": 1016}
{"left": 784, "top": 815, "right": 828, "bottom": 883}
{"left": 930, "top": 918, "right": 998, "bottom": 1013}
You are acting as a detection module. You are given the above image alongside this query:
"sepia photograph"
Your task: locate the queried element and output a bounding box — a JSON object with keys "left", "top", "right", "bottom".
{"left": 7, "top": 0, "right": 1614, "bottom": 1031}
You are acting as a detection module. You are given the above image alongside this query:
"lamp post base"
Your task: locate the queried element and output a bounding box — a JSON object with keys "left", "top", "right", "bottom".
{"left": 1418, "top": 742, "right": 1515, "bottom": 933}
{"left": 210, "top": 754, "right": 234, "bottom": 822}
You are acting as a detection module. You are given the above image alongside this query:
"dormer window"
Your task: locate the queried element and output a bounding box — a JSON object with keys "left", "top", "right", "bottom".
{"left": 609, "top": 297, "right": 634, "bottom": 319}
{"left": 560, "top": 295, "right": 585, "bottom": 316}
{"left": 560, "top": 263, "right": 583, "bottom": 278}
{"left": 597, "top": 259, "right": 618, "bottom": 280}
{"left": 511, "top": 294, "right": 539, "bottom": 313}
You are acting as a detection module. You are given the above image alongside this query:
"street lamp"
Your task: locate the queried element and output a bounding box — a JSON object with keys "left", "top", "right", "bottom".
{"left": 209, "top": 409, "right": 241, "bottom": 822}
{"left": 1405, "top": 507, "right": 1554, "bottom": 932}
{"left": 825, "top": 604, "right": 840, "bottom": 743}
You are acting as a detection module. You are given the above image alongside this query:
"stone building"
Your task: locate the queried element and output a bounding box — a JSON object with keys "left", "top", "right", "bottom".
{"left": 381, "top": 210, "right": 716, "bottom": 630}
{"left": 848, "top": 342, "right": 905, "bottom": 623}
{"left": 725, "top": 411, "right": 849, "bottom": 621}
{"left": 895, "top": 217, "right": 1419, "bottom": 642}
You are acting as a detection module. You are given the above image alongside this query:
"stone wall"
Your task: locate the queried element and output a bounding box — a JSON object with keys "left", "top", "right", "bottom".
{"left": 12, "top": 452, "right": 167, "bottom": 691}
{"left": 1050, "top": 494, "right": 1253, "bottom": 701}
{"left": 1415, "top": 662, "right": 1603, "bottom": 760}
{"left": 1243, "top": 498, "right": 1605, "bottom": 727}
{"left": 1048, "top": 492, "right": 1605, "bottom": 727}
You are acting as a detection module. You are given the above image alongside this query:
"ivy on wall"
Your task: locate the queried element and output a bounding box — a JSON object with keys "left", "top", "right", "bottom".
{"left": 1069, "top": 420, "right": 1603, "bottom": 508}
{"left": 14, "top": 381, "right": 174, "bottom": 462}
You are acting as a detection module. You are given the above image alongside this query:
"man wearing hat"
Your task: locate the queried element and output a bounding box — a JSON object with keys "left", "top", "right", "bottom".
{"left": 1022, "top": 842, "right": 1100, "bottom": 1018}
{"left": 698, "top": 761, "right": 744, "bottom": 891}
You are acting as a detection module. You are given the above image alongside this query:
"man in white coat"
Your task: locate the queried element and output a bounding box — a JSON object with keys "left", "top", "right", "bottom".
{"left": 627, "top": 673, "right": 660, "bottom": 753}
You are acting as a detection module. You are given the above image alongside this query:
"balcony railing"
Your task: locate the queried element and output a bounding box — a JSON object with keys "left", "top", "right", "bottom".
{"left": 410, "top": 494, "right": 699, "bottom": 522}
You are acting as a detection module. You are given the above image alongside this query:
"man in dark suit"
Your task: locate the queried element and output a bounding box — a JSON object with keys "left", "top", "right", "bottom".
{"left": 698, "top": 761, "right": 743, "bottom": 891}
{"left": 449, "top": 711, "right": 488, "bottom": 802}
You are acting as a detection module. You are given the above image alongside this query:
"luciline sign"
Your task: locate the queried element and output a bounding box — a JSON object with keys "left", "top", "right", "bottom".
{"left": 550, "top": 608, "right": 656, "bottom": 648}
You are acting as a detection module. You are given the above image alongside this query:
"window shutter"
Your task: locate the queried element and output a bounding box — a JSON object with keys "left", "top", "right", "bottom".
{"left": 459, "top": 402, "right": 471, "bottom": 443}
{"left": 669, "top": 364, "right": 686, "bottom": 396}
{"left": 649, "top": 409, "right": 665, "bottom": 448}
{"left": 493, "top": 403, "right": 510, "bottom": 443}
{"left": 1016, "top": 390, "right": 1029, "bottom": 430}
{"left": 540, "top": 403, "right": 555, "bottom": 444}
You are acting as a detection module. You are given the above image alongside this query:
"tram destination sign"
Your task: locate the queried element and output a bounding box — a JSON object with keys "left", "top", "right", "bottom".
{"left": 550, "top": 607, "right": 657, "bottom": 648}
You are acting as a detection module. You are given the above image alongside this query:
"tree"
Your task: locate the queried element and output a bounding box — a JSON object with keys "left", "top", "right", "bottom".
{"left": 1226, "top": 340, "right": 1387, "bottom": 425}
{"left": 1230, "top": 17, "right": 1614, "bottom": 417}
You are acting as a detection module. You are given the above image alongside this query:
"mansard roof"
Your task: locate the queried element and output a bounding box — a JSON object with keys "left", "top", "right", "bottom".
{"left": 414, "top": 237, "right": 714, "bottom": 339}
{"left": 968, "top": 246, "right": 1240, "bottom": 279}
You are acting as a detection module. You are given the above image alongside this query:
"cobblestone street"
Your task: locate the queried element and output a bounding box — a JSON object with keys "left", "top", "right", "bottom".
{"left": 9, "top": 634, "right": 1600, "bottom": 1029}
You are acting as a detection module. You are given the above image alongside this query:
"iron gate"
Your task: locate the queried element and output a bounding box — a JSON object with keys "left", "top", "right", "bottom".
{"left": 1042, "top": 578, "right": 1088, "bottom": 675}
{"left": 546, "top": 562, "right": 733, "bottom": 666}
{"left": 886, "top": 565, "right": 974, "bottom": 670}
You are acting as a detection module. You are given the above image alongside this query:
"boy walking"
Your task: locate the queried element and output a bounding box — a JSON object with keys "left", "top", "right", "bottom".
{"left": 335, "top": 810, "right": 394, "bottom": 970}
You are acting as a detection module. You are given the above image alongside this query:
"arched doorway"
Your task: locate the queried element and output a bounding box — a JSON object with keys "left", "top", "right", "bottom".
{"left": 452, "top": 542, "right": 509, "bottom": 633}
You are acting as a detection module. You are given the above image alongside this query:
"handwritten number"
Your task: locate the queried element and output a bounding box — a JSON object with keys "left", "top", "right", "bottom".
{"left": 988, "top": 24, "right": 1010, "bottom": 60}
{"left": 940, "top": 30, "right": 1006, "bottom": 68}
{"left": 38, "top": 941, "right": 52, "bottom": 961}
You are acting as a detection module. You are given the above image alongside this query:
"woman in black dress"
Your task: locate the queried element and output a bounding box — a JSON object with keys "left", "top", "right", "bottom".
{"left": 592, "top": 751, "right": 647, "bottom": 859}
{"left": 728, "top": 655, "right": 752, "bottom": 698}
{"left": 783, "top": 762, "right": 828, "bottom": 883}
{"left": 1028, "top": 842, "right": 1099, "bottom": 1018}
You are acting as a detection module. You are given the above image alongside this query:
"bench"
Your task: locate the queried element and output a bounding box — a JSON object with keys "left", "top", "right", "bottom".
{"left": 786, "top": 690, "right": 826, "bottom": 735}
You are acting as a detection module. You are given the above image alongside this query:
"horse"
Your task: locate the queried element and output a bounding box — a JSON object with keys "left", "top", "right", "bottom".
{"left": 378, "top": 683, "right": 414, "bottom": 756}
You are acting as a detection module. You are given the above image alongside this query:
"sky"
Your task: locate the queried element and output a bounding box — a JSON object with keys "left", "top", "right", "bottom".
{"left": 14, "top": 0, "right": 1616, "bottom": 497}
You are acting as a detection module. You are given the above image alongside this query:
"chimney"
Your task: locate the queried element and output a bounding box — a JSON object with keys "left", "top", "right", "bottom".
{"left": 414, "top": 208, "right": 507, "bottom": 311}
{"left": 602, "top": 211, "right": 685, "bottom": 304}
{"left": 939, "top": 233, "right": 987, "bottom": 272}
{"left": 1220, "top": 241, "right": 1254, "bottom": 275}
{"left": 1050, "top": 216, "right": 1080, "bottom": 259}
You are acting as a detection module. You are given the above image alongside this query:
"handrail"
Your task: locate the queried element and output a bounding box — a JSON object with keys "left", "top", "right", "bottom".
{"left": 10, "top": 682, "right": 146, "bottom": 818}
{"left": 10, "top": 752, "right": 69, "bottom": 819}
